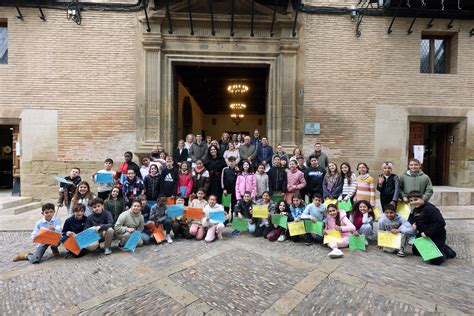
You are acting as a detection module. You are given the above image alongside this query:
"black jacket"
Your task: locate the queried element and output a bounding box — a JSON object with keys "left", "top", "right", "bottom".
{"left": 233, "top": 199, "right": 254, "bottom": 218}
{"left": 144, "top": 174, "right": 160, "bottom": 201}
{"left": 377, "top": 174, "right": 400, "bottom": 202}
{"left": 412, "top": 202, "right": 446, "bottom": 241}
{"left": 173, "top": 147, "right": 189, "bottom": 164}
{"left": 62, "top": 215, "right": 87, "bottom": 239}
{"left": 267, "top": 166, "right": 287, "bottom": 194}
{"left": 304, "top": 166, "right": 326, "bottom": 194}
{"left": 85, "top": 210, "right": 114, "bottom": 232}
{"left": 159, "top": 167, "right": 179, "bottom": 197}
{"left": 221, "top": 166, "right": 239, "bottom": 192}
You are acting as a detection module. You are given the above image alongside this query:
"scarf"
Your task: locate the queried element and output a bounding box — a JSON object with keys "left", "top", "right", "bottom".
{"left": 325, "top": 174, "right": 339, "bottom": 193}
{"left": 352, "top": 211, "right": 363, "bottom": 230}
{"left": 358, "top": 173, "right": 370, "bottom": 180}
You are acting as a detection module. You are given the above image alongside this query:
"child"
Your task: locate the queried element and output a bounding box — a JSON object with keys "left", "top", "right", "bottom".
{"left": 62, "top": 204, "right": 88, "bottom": 258}
{"left": 117, "top": 152, "right": 142, "bottom": 189}
{"left": 192, "top": 159, "right": 210, "bottom": 197}
{"left": 159, "top": 157, "right": 178, "bottom": 198}
{"left": 202, "top": 195, "right": 227, "bottom": 242}
{"left": 351, "top": 200, "right": 375, "bottom": 246}
{"left": 409, "top": 191, "right": 456, "bottom": 265}
{"left": 177, "top": 161, "right": 193, "bottom": 200}
{"left": 301, "top": 193, "right": 326, "bottom": 245}
{"left": 267, "top": 156, "right": 287, "bottom": 196}
{"left": 377, "top": 204, "right": 414, "bottom": 257}
{"left": 338, "top": 162, "right": 356, "bottom": 203}
{"left": 122, "top": 169, "right": 145, "bottom": 209}
{"left": 144, "top": 164, "right": 160, "bottom": 203}
{"left": 115, "top": 199, "right": 149, "bottom": 248}
{"left": 323, "top": 162, "right": 343, "bottom": 201}
{"left": 353, "top": 163, "right": 376, "bottom": 207}
{"left": 13, "top": 203, "right": 61, "bottom": 263}
{"left": 324, "top": 204, "right": 355, "bottom": 258}
{"left": 92, "top": 158, "right": 116, "bottom": 200}
{"left": 140, "top": 156, "right": 152, "bottom": 179}
{"left": 85, "top": 198, "right": 114, "bottom": 255}
{"left": 70, "top": 181, "right": 95, "bottom": 217}
{"left": 149, "top": 196, "right": 173, "bottom": 244}
{"left": 400, "top": 159, "right": 434, "bottom": 203}
{"left": 235, "top": 160, "right": 257, "bottom": 201}
{"left": 254, "top": 191, "right": 275, "bottom": 238}
{"left": 58, "top": 167, "right": 82, "bottom": 210}
{"left": 221, "top": 156, "right": 239, "bottom": 211}
{"left": 232, "top": 191, "right": 254, "bottom": 237}
{"left": 377, "top": 162, "right": 400, "bottom": 211}
{"left": 255, "top": 163, "right": 269, "bottom": 199}
{"left": 285, "top": 160, "right": 306, "bottom": 204}
{"left": 104, "top": 186, "right": 125, "bottom": 224}
{"left": 188, "top": 189, "right": 207, "bottom": 240}
{"left": 304, "top": 156, "right": 325, "bottom": 201}
{"left": 172, "top": 197, "right": 192, "bottom": 239}
{"left": 139, "top": 194, "right": 151, "bottom": 222}
{"left": 267, "top": 200, "right": 294, "bottom": 242}
{"left": 288, "top": 194, "right": 306, "bottom": 242}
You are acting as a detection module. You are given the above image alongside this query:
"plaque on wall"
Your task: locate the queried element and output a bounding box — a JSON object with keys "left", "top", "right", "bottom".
{"left": 304, "top": 122, "right": 320, "bottom": 135}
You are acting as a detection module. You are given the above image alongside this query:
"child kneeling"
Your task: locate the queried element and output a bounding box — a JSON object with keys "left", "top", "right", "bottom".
{"left": 115, "top": 200, "right": 149, "bottom": 248}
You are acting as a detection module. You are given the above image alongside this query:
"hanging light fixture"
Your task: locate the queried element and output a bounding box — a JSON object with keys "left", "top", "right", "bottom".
{"left": 230, "top": 113, "right": 244, "bottom": 125}
{"left": 227, "top": 83, "right": 249, "bottom": 95}
{"left": 230, "top": 103, "right": 246, "bottom": 110}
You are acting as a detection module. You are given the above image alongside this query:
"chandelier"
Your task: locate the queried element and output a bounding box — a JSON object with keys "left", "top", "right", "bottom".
{"left": 230, "top": 114, "right": 244, "bottom": 125}
{"left": 227, "top": 83, "right": 249, "bottom": 95}
{"left": 230, "top": 103, "right": 246, "bottom": 110}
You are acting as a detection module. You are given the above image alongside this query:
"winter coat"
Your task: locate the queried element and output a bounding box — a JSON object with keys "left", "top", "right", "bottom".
{"left": 257, "top": 144, "right": 274, "bottom": 165}
{"left": 122, "top": 176, "right": 145, "bottom": 207}
{"left": 399, "top": 170, "right": 433, "bottom": 202}
{"left": 325, "top": 210, "right": 355, "bottom": 239}
{"left": 177, "top": 171, "right": 193, "bottom": 197}
{"left": 267, "top": 166, "right": 287, "bottom": 194}
{"left": 144, "top": 174, "right": 160, "bottom": 201}
{"left": 189, "top": 141, "right": 208, "bottom": 162}
{"left": 192, "top": 167, "right": 210, "bottom": 194}
{"left": 235, "top": 173, "right": 257, "bottom": 200}
{"left": 286, "top": 169, "right": 306, "bottom": 194}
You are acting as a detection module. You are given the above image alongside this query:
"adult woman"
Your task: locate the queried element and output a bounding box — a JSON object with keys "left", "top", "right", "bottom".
{"left": 204, "top": 145, "right": 226, "bottom": 203}
{"left": 223, "top": 141, "right": 240, "bottom": 166}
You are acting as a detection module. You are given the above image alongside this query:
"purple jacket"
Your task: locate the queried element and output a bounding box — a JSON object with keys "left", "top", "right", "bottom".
{"left": 235, "top": 173, "right": 257, "bottom": 200}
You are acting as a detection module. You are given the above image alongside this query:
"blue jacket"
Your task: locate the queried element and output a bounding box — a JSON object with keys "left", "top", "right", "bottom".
{"left": 257, "top": 144, "right": 274, "bottom": 165}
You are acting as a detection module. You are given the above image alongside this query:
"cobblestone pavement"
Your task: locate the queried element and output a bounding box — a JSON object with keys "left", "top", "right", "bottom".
{"left": 1, "top": 219, "right": 473, "bottom": 316}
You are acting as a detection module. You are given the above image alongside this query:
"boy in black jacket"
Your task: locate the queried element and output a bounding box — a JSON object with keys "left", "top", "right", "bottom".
{"left": 159, "top": 157, "right": 179, "bottom": 197}
{"left": 221, "top": 156, "right": 239, "bottom": 212}
{"left": 231, "top": 192, "right": 255, "bottom": 237}
{"left": 268, "top": 156, "right": 287, "bottom": 196}
{"left": 409, "top": 191, "right": 456, "bottom": 265}
{"left": 62, "top": 204, "right": 88, "bottom": 258}
{"left": 85, "top": 198, "right": 114, "bottom": 255}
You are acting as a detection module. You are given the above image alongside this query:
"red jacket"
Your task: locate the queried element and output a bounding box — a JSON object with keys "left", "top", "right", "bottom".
{"left": 177, "top": 172, "right": 193, "bottom": 197}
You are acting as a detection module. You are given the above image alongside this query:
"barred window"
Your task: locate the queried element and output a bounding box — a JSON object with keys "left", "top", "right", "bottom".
{"left": 420, "top": 36, "right": 450, "bottom": 74}
{"left": 0, "top": 21, "right": 7, "bottom": 64}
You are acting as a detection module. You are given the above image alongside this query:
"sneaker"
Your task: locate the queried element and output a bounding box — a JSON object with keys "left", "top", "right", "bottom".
{"left": 104, "top": 248, "right": 112, "bottom": 255}
{"left": 277, "top": 235, "right": 286, "bottom": 242}
{"left": 445, "top": 245, "right": 457, "bottom": 259}
{"left": 365, "top": 240, "right": 369, "bottom": 247}
{"left": 407, "top": 236, "right": 415, "bottom": 246}
{"left": 304, "top": 240, "right": 313, "bottom": 246}
{"left": 65, "top": 252, "right": 75, "bottom": 259}
{"left": 397, "top": 248, "right": 406, "bottom": 257}
{"left": 328, "top": 249, "right": 344, "bottom": 258}
{"left": 166, "top": 235, "right": 173, "bottom": 244}
{"left": 230, "top": 230, "right": 240, "bottom": 238}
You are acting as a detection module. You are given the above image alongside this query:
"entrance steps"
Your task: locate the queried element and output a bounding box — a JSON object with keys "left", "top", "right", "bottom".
{"left": 0, "top": 196, "right": 42, "bottom": 215}
{"left": 431, "top": 186, "right": 474, "bottom": 206}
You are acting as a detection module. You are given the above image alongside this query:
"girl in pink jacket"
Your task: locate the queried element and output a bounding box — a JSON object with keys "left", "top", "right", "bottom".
{"left": 324, "top": 204, "right": 355, "bottom": 258}
{"left": 177, "top": 162, "right": 193, "bottom": 199}
{"left": 284, "top": 160, "right": 306, "bottom": 203}
{"left": 235, "top": 160, "right": 257, "bottom": 200}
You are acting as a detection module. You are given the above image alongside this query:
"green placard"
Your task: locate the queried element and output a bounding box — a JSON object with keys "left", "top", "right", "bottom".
{"left": 271, "top": 214, "right": 288, "bottom": 228}
{"left": 232, "top": 218, "right": 249, "bottom": 232}
{"left": 338, "top": 200, "right": 352, "bottom": 211}
{"left": 222, "top": 193, "right": 231, "bottom": 208}
{"left": 271, "top": 194, "right": 284, "bottom": 203}
{"left": 304, "top": 220, "right": 323, "bottom": 236}
{"left": 349, "top": 235, "right": 366, "bottom": 251}
{"left": 413, "top": 237, "right": 443, "bottom": 261}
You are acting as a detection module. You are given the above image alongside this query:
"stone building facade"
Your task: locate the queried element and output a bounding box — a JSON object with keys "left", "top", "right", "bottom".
{"left": 0, "top": 0, "right": 472, "bottom": 200}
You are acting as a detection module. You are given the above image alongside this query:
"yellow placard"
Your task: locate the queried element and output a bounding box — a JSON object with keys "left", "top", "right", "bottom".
{"left": 373, "top": 207, "right": 382, "bottom": 221}
{"left": 377, "top": 231, "right": 401, "bottom": 249}
{"left": 324, "top": 198, "right": 338, "bottom": 208}
{"left": 396, "top": 203, "right": 411, "bottom": 220}
{"left": 323, "top": 229, "right": 343, "bottom": 244}
{"left": 252, "top": 205, "right": 269, "bottom": 218}
{"left": 288, "top": 221, "right": 306, "bottom": 236}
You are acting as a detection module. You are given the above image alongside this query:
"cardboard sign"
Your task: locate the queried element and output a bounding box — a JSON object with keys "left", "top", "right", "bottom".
{"left": 377, "top": 231, "right": 401, "bottom": 249}
{"left": 304, "top": 220, "right": 323, "bottom": 236}
{"left": 53, "top": 176, "right": 73, "bottom": 185}
{"left": 167, "top": 204, "right": 185, "bottom": 218}
{"left": 63, "top": 236, "right": 81, "bottom": 255}
{"left": 396, "top": 203, "right": 411, "bottom": 220}
{"left": 124, "top": 231, "right": 142, "bottom": 252}
{"left": 271, "top": 194, "right": 284, "bottom": 203}
{"left": 288, "top": 221, "right": 306, "bottom": 236}
{"left": 145, "top": 223, "right": 166, "bottom": 242}
{"left": 96, "top": 172, "right": 113, "bottom": 184}
{"left": 252, "top": 205, "right": 269, "bottom": 219}
{"left": 185, "top": 207, "right": 203, "bottom": 220}
{"left": 222, "top": 193, "right": 231, "bottom": 208}
{"left": 33, "top": 228, "right": 61, "bottom": 245}
{"left": 232, "top": 218, "right": 249, "bottom": 232}
{"left": 271, "top": 214, "right": 288, "bottom": 229}
{"left": 323, "top": 229, "right": 343, "bottom": 244}
{"left": 76, "top": 228, "right": 101, "bottom": 249}
{"left": 349, "top": 235, "right": 366, "bottom": 251}
{"left": 324, "top": 198, "right": 338, "bottom": 208}
{"left": 413, "top": 237, "right": 443, "bottom": 261}
{"left": 209, "top": 211, "right": 226, "bottom": 224}
{"left": 338, "top": 200, "right": 352, "bottom": 212}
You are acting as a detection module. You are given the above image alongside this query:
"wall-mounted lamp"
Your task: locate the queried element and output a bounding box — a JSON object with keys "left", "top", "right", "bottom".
{"left": 67, "top": 1, "right": 81, "bottom": 25}
{"left": 350, "top": 5, "right": 358, "bottom": 20}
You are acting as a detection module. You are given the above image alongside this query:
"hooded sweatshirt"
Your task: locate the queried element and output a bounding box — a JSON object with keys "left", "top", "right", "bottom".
{"left": 377, "top": 213, "right": 413, "bottom": 235}
{"left": 114, "top": 210, "right": 145, "bottom": 235}
{"left": 304, "top": 166, "right": 326, "bottom": 195}
{"left": 399, "top": 170, "right": 434, "bottom": 202}
{"left": 159, "top": 167, "right": 179, "bottom": 197}
{"left": 302, "top": 203, "right": 326, "bottom": 222}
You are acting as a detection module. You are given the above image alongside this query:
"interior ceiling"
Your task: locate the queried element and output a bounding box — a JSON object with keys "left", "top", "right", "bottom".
{"left": 176, "top": 65, "right": 269, "bottom": 115}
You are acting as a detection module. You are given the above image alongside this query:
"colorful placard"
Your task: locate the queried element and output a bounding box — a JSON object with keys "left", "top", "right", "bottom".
{"left": 53, "top": 176, "right": 73, "bottom": 185}
{"left": 288, "top": 221, "right": 306, "bottom": 236}
{"left": 124, "top": 230, "right": 142, "bottom": 252}
{"left": 373, "top": 207, "right": 382, "bottom": 221}
{"left": 377, "top": 231, "right": 401, "bottom": 249}
{"left": 396, "top": 203, "right": 411, "bottom": 220}
{"left": 324, "top": 198, "right": 338, "bottom": 208}
{"left": 349, "top": 235, "right": 366, "bottom": 251}
{"left": 185, "top": 207, "right": 203, "bottom": 220}
{"left": 75, "top": 228, "right": 101, "bottom": 249}
{"left": 413, "top": 237, "right": 443, "bottom": 261}
{"left": 252, "top": 205, "right": 269, "bottom": 218}
{"left": 271, "top": 214, "right": 288, "bottom": 228}
{"left": 304, "top": 220, "right": 323, "bottom": 236}
{"left": 167, "top": 204, "right": 185, "bottom": 218}
{"left": 179, "top": 186, "right": 187, "bottom": 197}
{"left": 338, "top": 200, "right": 352, "bottom": 212}
{"left": 323, "top": 229, "right": 343, "bottom": 244}
{"left": 33, "top": 228, "right": 61, "bottom": 245}
{"left": 209, "top": 211, "right": 226, "bottom": 224}
{"left": 232, "top": 218, "right": 249, "bottom": 232}
{"left": 145, "top": 223, "right": 166, "bottom": 242}
{"left": 63, "top": 236, "right": 81, "bottom": 255}
{"left": 271, "top": 194, "right": 284, "bottom": 203}
{"left": 222, "top": 193, "right": 231, "bottom": 208}
{"left": 166, "top": 197, "right": 175, "bottom": 206}
{"left": 96, "top": 172, "right": 113, "bottom": 184}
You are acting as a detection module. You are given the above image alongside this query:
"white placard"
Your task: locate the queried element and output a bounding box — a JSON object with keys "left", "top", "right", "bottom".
{"left": 413, "top": 145, "right": 424, "bottom": 164}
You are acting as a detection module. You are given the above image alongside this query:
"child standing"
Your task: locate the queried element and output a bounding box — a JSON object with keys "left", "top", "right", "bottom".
{"left": 350, "top": 200, "right": 375, "bottom": 246}
{"left": 301, "top": 193, "right": 326, "bottom": 245}
{"left": 115, "top": 200, "right": 149, "bottom": 248}
{"left": 377, "top": 204, "right": 414, "bottom": 257}
{"left": 58, "top": 167, "right": 82, "bottom": 210}
{"left": 149, "top": 197, "right": 173, "bottom": 244}
{"left": 104, "top": 187, "right": 125, "bottom": 223}
{"left": 255, "top": 164, "right": 269, "bottom": 199}
{"left": 400, "top": 159, "right": 434, "bottom": 203}
{"left": 177, "top": 162, "right": 193, "bottom": 200}
{"left": 92, "top": 158, "right": 116, "bottom": 200}
{"left": 144, "top": 164, "right": 161, "bottom": 203}
{"left": 85, "top": 198, "right": 114, "bottom": 255}
{"left": 377, "top": 162, "right": 400, "bottom": 211}
{"left": 324, "top": 204, "right": 355, "bottom": 258}
{"left": 202, "top": 195, "right": 227, "bottom": 242}
{"left": 70, "top": 181, "right": 95, "bottom": 217}
{"left": 285, "top": 160, "right": 306, "bottom": 204}
{"left": 159, "top": 157, "right": 179, "bottom": 198}
{"left": 353, "top": 163, "right": 376, "bottom": 207}
{"left": 235, "top": 160, "right": 257, "bottom": 201}
{"left": 322, "top": 162, "right": 343, "bottom": 201}
{"left": 221, "top": 156, "right": 239, "bottom": 211}
{"left": 62, "top": 204, "right": 88, "bottom": 258}
{"left": 13, "top": 203, "right": 61, "bottom": 263}
{"left": 267, "top": 156, "right": 287, "bottom": 196}
{"left": 338, "top": 162, "right": 357, "bottom": 203}
{"left": 192, "top": 159, "right": 210, "bottom": 197}
{"left": 122, "top": 169, "right": 145, "bottom": 209}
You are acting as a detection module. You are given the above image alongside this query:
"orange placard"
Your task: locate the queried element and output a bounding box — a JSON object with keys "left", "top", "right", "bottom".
{"left": 33, "top": 228, "right": 61, "bottom": 245}
{"left": 166, "top": 197, "right": 175, "bottom": 206}
{"left": 185, "top": 207, "right": 203, "bottom": 220}
{"left": 63, "top": 236, "right": 81, "bottom": 256}
{"left": 145, "top": 223, "right": 166, "bottom": 242}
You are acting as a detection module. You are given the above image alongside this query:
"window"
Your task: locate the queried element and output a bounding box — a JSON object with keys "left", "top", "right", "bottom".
{"left": 420, "top": 36, "right": 450, "bottom": 74}
{"left": 0, "top": 21, "right": 7, "bottom": 64}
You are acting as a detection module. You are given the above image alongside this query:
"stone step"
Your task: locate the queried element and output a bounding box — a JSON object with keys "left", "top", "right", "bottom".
{"left": 0, "top": 201, "right": 43, "bottom": 215}
{"left": 0, "top": 197, "right": 33, "bottom": 210}
{"left": 431, "top": 186, "right": 474, "bottom": 206}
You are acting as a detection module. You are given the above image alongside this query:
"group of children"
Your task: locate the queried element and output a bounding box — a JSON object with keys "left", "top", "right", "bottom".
{"left": 12, "top": 134, "right": 456, "bottom": 266}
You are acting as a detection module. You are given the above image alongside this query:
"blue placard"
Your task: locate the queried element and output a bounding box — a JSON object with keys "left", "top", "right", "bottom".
{"left": 304, "top": 122, "right": 321, "bottom": 135}
{"left": 209, "top": 211, "right": 225, "bottom": 224}
{"left": 124, "top": 231, "right": 142, "bottom": 252}
{"left": 75, "top": 228, "right": 101, "bottom": 249}
{"left": 179, "top": 186, "right": 187, "bottom": 197}
{"left": 96, "top": 172, "right": 113, "bottom": 184}
{"left": 53, "top": 176, "right": 73, "bottom": 185}
{"left": 167, "top": 204, "right": 185, "bottom": 218}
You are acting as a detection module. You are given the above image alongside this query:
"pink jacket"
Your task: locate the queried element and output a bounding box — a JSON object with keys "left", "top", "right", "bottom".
{"left": 326, "top": 210, "right": 355, "bottom": 239}
{"left": 177, "top": 172, "right": 193, "bottom": 197}
{"left": 235, "top": 173, "right": 257, "bottom": 200}
{"left": 286, "top": 169, "right": 306, "bottom": 193}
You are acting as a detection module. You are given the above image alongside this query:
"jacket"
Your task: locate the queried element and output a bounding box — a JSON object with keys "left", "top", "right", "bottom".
{"left": 286, "top": 169, "right": 306, "bottom": 193}
{"left": 192, "top": 167, "right": 210, "bottom": 193}
{"left": 377, "top": 174, "right": 400, "bottom": 202}
{"left": 173, "top": 147, "right": 189, "bottom": 164}
{"left": 304, "top": 166, "right": 326, "bottom": 194}
{"left": 189, "top": 141, "right": 208, "bottom": 162}
{"left": 177, "top": 171, "right": 193, "bottom": 197}
{"left": 290, "top": 203, "right": 306, "bottom": 219}
{"left": 233, "top": 199, "right": 254, "bottom": 219}
{"left": 221, "top": 166, "right": 239, "bottom": 192}
{"left": 323, "top": 175, "right": 343, "bottom": 200}
{"left": 255, "top": 173, "right": 269, "bottom": 196}
{"left": 85, "top": 210, "right": 114, "bottom": 232}
{"left": 399, "top": 171, "right": 433, "bottom": 201}
{"left": 411, "top": 202, "right": 446, "bottom": 241}
{"left": 257, "top": 144, "right": 274, "bottom": 165}
{"left": 239, "top": 143, "right": 257, "bottom": 161}
{"left": 267, "top": 166, "right": 287, "bottom": 194}
{"left": 235, "top": 173, "right": 257, "bottom": 200}
{"left": 104, "top": 198, "right": 125, "bottom": 223}
{"left": 144, "top": 174, "right": 160, "bottom": 201}
{"left": 325, "top": 210, "right": 355, "bottom": 238}
{"left": 114, "top": 210, "right": 144, "bottom": 235}
{"left": 122, "top": 176, "right": 145, "bottom": 207}
{"left": 159, "top": 167, "right": 179, "bottom": 197}
{"left": 377, "top": 214, "right": 413, "bottom": 235}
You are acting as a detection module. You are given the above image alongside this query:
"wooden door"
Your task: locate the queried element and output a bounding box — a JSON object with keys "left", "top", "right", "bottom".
{"left": 435, "top": 124, "right": 451, "bottom": 185}
{"left": 12, "top": 126, "right": 20, "bottom": 177}
{"left": 408, "top": 122, "right": 425, "bottom": 162}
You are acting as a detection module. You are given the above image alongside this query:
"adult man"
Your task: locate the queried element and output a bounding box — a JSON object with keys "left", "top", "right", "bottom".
{"left": 256, "top": 137, "right": 273, "bottom": 168}
{"left": 251, "top": 129, "right": 261, "bottom": 151}
{"left": 304, "top": 157, "right": 326, "bottom": 201}
{"left": 239, "top": 135, "right": 257, "bottom": 165}
{"left": 307, "top": 142, "right": 328, "bottom": 169}
{"left": 189, "top": 134, "right": 208, "bottom": 162}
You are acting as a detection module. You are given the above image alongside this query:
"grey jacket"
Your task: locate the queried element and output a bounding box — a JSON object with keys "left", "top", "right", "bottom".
{"left": 239, "top": 144, "right": 257, "bottom": 161}
{"left": 377, "top": 214, "right": 413, "bottom": 235}
{"left": 189, "top": 142, "right": 208, "bottom": 162}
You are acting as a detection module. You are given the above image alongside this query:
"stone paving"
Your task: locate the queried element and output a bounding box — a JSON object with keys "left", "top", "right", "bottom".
{"left": 1, "top": 219, "right": 473, "bottom": 315}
